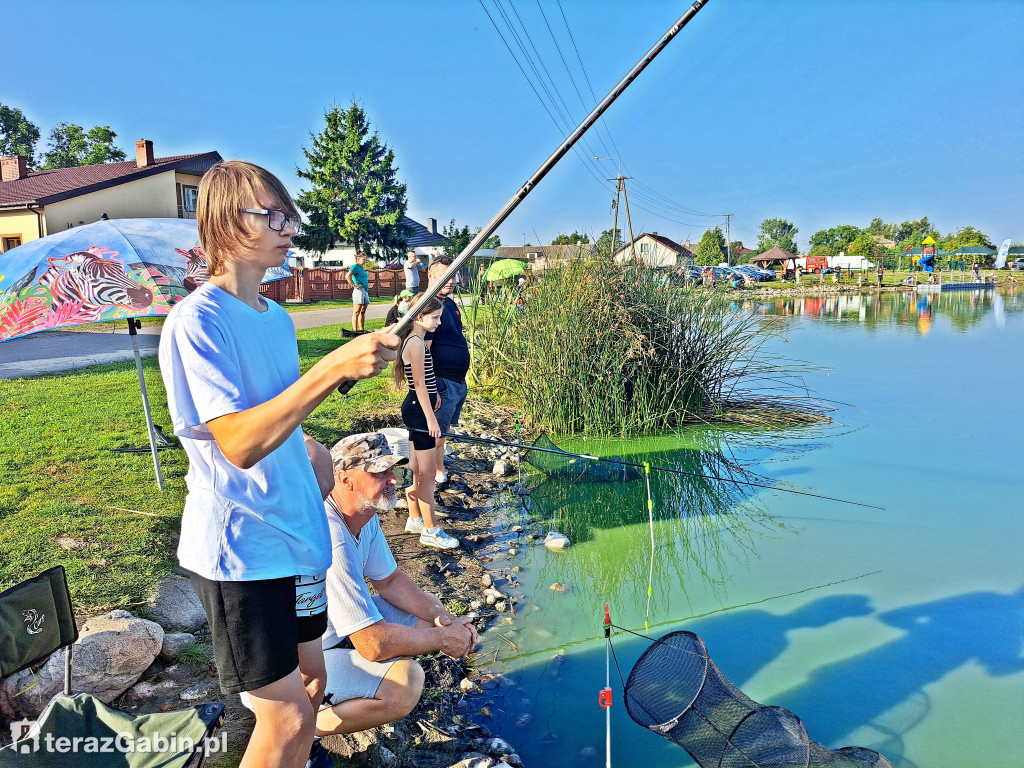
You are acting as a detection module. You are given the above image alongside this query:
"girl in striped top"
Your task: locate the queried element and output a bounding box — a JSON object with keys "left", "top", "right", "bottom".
{"left": 392, "top": 295, "right": 459, "bottom": 549}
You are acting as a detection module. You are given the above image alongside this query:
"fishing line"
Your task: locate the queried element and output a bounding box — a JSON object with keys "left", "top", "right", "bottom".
{"left": 479, "top": 569, "right": 882, "bottom": 667}
{"left": 406, "top": 428, "right": 885, "bottom": 511}
{"left": 643, "top": 461, "right": 655, "bottom": 634}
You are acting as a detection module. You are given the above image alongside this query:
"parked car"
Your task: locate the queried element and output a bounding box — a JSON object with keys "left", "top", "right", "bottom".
{"left": 734, "top": 264, "right": 774, "bottom": 282}
{"left": 1011, "top": 258, "right": 1024, "bottom": 271}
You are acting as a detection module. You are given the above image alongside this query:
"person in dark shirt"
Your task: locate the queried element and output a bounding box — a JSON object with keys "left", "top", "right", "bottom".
{"left": 425, "top": 257, "right": 470, "bottom": 484}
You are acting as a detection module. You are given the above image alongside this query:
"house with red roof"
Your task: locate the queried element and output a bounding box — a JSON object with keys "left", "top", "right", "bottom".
{"left": 0, "top": 140, "right": 221, "bottom": 254}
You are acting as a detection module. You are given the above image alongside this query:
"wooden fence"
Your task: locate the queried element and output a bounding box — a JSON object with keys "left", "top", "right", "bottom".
{"left": 258, "top": 267, "right": 425, "bottom": 303}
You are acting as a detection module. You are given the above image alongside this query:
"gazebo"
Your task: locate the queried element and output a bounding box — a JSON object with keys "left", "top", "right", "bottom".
{"left": 751, "top": 245, "right": 799, "bottom": 277}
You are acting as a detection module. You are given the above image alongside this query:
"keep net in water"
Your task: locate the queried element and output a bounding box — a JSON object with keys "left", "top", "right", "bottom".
{"left": 522, "top": 434, "right": 642, "bottom": 482}
{"left": 623, "top": 631, "right": 893, "bottom": 768}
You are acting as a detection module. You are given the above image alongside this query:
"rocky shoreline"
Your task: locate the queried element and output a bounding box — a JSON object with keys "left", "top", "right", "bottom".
{"left": 0, "top": 402, "right": 536, "bottom": 768}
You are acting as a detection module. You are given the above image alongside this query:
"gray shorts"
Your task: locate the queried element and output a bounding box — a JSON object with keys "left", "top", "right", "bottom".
{"left": 353, "top": 287, "right": 369, "bottom": 305}
{"left": 436, "top": 377, "right": 467, "bottom": 433}
{"left": 322, "top": 596, "right": 419, "bottom": 703}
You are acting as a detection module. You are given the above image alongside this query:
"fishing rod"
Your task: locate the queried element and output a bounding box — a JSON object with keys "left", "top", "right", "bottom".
{"left": 338, "top": 0, "right": 713, "bottom": 394}
{"left": 406, "top": 427, "right": 885, "bottom": 511}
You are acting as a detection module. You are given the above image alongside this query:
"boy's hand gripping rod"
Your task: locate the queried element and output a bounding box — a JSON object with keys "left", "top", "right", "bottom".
{"left": 338, "top": 0, "right": 712, "bottom": 393}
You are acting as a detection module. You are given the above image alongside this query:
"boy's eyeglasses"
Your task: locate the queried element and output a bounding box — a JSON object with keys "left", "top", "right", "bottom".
{"left": 241, "top": 208, "right": 303, "bottom": 235}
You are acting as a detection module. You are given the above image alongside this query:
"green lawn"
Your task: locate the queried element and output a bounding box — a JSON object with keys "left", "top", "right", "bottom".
{"left": 0, "top": 318, "right": 403, "bottom": 613}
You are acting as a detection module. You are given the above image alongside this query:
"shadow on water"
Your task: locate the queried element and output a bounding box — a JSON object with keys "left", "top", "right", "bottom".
{"left": 483, "top": 587, "right": 1023, "bottom": 768}
{"left": 772, "top": 585, "right": 1024, "bottom": 766}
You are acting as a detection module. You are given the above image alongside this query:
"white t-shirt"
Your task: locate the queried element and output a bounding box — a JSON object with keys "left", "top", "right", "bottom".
{"left": 321, "top": 497, "right": 398, "bottom": 650}
{"left": 158, "top": 282, "right": 330, "bottom": 581}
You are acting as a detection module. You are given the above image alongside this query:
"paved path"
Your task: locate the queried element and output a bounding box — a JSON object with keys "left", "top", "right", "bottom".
{"left": 0, "top": 304, "right": 393, "bottom": 380}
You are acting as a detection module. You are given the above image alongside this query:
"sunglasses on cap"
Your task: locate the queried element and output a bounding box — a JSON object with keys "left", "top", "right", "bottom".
{"left": 430, "top": 256, "right": 454, "bottom": 266}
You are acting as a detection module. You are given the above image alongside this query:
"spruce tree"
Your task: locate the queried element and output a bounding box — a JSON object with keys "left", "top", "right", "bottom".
{"left": 294, "top": 102, "right": 411, "bottom": 257}
{"left": 694, "top": 226, "right": 727, "bottom": 266}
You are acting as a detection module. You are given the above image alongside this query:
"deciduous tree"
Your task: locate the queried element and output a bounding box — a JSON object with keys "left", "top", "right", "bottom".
{"left": 756, "top": 218, "right": 798, "bottom": 254}
{"left": 294, "top": 101, "right": 411, "bottom": 257}
{"left": 40, "top": 123, "right": 126, "bottom": 169}
{"left": 596, "top": 228, "right": 622, "bottom": 257}
{"left": 440, "top": 219, "right": 472, "bottom": 259}
{"left": 0, "top": 103, "right": 40, "bottom": 168}
{"left": 552, "top": 231, "right": 590, "bottom": 245}
{"left": 808, "top": 225, "right": 862, "bottom": 257}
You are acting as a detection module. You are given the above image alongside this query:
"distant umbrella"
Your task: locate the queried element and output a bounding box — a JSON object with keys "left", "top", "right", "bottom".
{"left": 0, "top": 218, "right": 292, "bottom": 488}
{"left": 484, "top": 258, "right": 527, "bottom": 282}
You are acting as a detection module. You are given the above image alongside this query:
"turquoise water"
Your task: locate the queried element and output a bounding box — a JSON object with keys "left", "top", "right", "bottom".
{"left": 475, "top": 289, "right": 1024, "bottom": 768}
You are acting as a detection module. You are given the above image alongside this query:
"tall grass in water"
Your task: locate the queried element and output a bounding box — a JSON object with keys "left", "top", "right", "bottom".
{"left": 467, "top": 257, "right": 822, "bottom": 435}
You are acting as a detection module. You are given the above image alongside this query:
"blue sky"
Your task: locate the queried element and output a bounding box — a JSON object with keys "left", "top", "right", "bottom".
{"left": 3, "top": 0, "right": 1021, "bottom": 250}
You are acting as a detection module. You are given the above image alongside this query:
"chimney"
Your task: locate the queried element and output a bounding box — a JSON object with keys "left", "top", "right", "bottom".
{"left": 1, "top": 156, "right": 28, "bottom": 182}
{"left": 427, "top": 218, "right": 436, "bottom": 235}
{"left": 135, "top": 139, "right": 155, "bottom": 168}
{"left": 653, "top": 231, "right": 658, "bottom": 238}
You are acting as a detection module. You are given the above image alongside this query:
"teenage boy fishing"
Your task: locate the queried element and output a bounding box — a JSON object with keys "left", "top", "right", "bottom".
{"left": 159, "top": 160, "right": 399, "bottom": 768}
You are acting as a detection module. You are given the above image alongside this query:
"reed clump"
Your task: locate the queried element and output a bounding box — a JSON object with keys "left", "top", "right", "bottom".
{"left": 467, "top": 257, "right": 822, "bottom": 435}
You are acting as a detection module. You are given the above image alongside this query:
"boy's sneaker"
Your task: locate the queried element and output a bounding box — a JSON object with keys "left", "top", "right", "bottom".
{"left": 435, "top": 470, "right": 448, "bottom": 485}
{"left": 404, "top": 516, "right": 425, "bottom": 534}
{"left": 306, "top": 741, "right": 333, "bottom": 768}
{"left": 420, "top": 528, "right": 460, "bottom": 549}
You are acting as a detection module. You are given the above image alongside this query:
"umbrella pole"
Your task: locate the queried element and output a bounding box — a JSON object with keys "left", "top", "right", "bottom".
{"left": 128, "top": 319, "right": 164, "bottom": 490}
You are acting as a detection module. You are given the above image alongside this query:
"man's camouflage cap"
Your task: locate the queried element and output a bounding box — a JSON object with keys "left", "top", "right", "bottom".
{"left": 330, "top": 432, "right": 408, "bottom": 473}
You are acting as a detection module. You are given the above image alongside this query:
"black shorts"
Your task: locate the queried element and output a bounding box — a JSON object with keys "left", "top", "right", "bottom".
{"left": 401, "top": 390, "right": 439, "bottom": 451}
{"left": 188, "top": 571, "right": 328, "bottom": 695}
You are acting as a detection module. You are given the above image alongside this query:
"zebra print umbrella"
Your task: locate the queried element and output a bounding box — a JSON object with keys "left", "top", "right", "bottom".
{"left": 0, "top": 218, "right": 291, "bottom": 342}
{"left": 0, "top": 218, "right": 292, "bottom": 489}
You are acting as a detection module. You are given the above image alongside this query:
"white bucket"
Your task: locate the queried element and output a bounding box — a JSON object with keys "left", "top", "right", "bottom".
{"left": 379, "top": 428, "right": 410, "bottom": 459}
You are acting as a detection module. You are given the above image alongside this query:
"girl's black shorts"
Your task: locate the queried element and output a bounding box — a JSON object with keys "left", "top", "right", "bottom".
{"left": 402, "top": 390, "right": 439, "bottom": 451}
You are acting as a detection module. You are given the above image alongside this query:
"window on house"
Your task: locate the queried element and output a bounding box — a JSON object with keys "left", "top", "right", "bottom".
{"left": 640, "top": 242, "right": 649, "bottom": 253}
{"left": 2, "top": 236, "right": 22, "bottom": 252}
{"left": 177, "top": 184, "right": 199, "bottom": 218}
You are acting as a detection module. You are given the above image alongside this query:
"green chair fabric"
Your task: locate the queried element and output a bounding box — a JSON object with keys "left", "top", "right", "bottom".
{"left": 0, "top": 569, "right": 224, "bottom": 768}
{"left": 0, "top": 693, "right": 222, "bottom": 768}
{"left": 0, "top": 567, "right": 77, "bottom": 678}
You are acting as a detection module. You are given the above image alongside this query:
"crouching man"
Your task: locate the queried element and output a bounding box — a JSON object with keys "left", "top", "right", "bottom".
{"left": 316, "top": 433, "right": 477, "bottom": 738}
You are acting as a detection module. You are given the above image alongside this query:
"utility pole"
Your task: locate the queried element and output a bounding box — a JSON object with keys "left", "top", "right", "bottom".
{"left": 725, "top": 214, "right": 733, "bottom": 265}
{"left": 594, "top": 157, "right": 635, "bottom": 260}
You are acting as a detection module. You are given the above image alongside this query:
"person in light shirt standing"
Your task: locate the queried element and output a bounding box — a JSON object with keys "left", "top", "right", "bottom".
{"left": 404, "top": 248, "right": 421, "bottom": 293}
{"left": 159, "top": 160, "right": 399, "bottom": 768}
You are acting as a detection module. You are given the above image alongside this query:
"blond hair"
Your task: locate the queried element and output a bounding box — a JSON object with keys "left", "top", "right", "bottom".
{"left": 197, "top": 160, "right": 298, "bottom": 275}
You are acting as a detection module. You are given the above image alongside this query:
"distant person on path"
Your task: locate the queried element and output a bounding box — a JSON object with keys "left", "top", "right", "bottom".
{"left": 159, "top": 160, "right": 399, "bottom": 768}
{"left": 404, "top": 249, "right": 421, "bottom": 293}
{"left": 876, "top": 264, "right": 884, "bottom": 287}
{"left": 795, "top": 265, "right": 802, "bottom": 285}
{"left": 972, "top": 262, "right": 981, "bottom": 282}
{"left": 426, "top": 256, "right": 470, "bottom": 486}
{"left": 385, "top": 289, "right": 414, "bottom": 326}
{"left": 392, "top": 294, "right": 460, "bottom": 549}
{"left": 348, "top": 252, "right": 370, "bottom": 331}
{"left": 315, "top": 433, "right": 475, "bottom": 738}
{"left": 832, "top": 267, "right": 840, "bottom": 284}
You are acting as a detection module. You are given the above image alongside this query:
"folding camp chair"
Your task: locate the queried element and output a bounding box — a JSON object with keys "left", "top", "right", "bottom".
{"left": 0, "top": 566, "right": 224, "bottom": 767}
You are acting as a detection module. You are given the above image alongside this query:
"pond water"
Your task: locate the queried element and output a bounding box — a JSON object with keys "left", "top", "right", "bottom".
{"left": 474, "top": 288, "right": 1024, "bottom": 768}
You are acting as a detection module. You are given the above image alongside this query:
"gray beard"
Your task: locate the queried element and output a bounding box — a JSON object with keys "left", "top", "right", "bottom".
{"left": 358, "top": 488, "right": 397, "bottom": 512}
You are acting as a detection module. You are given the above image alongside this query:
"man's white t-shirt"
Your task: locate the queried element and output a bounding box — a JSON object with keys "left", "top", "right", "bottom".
{"left": 158, "top": 282, "right": 330, "bottom": 581}
{"left": 321, "top": 497, "right": 398, "bottom": 650}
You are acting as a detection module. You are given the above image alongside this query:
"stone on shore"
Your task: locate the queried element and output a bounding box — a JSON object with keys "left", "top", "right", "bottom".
{"left": 0, "top": 610, "right": 163, "bottom": 718}
{"left": 544, "top": 531, "right": 571, "bottom": 550}
{"left": 145, "top": 575, "right": 207, "bottom": 633}
{"left": 159, "top": 632, "right": 196, "bottom": 663}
